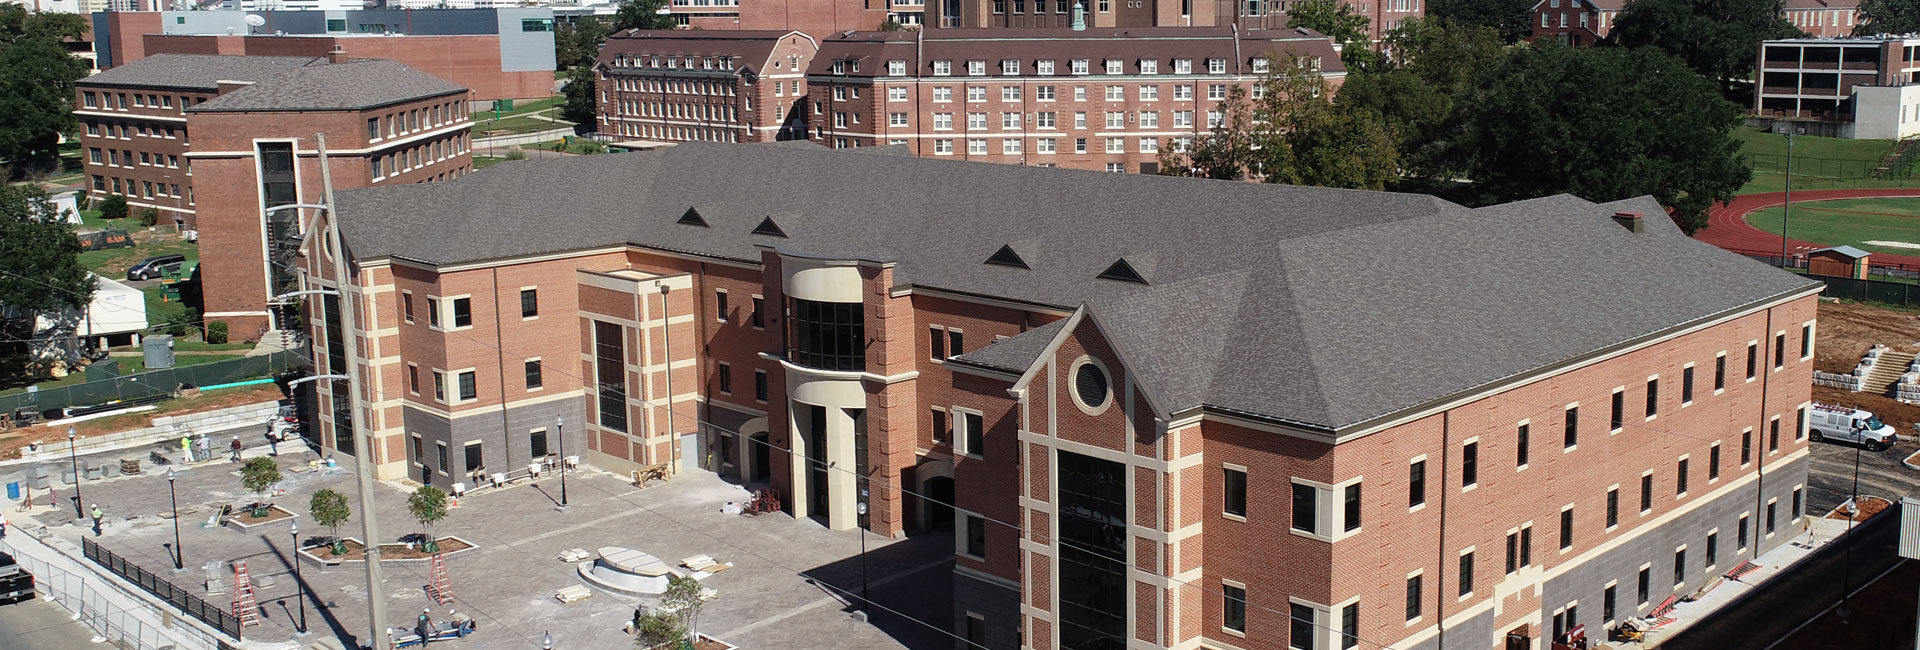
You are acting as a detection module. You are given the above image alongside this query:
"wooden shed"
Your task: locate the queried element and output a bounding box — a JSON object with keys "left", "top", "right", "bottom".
{"left": 1807, "top": 245, "right": 1870, "bottom": 279}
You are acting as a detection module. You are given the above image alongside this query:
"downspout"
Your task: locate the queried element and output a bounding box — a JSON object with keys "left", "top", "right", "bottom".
{"left": 1435, "top": 410, "right": 1450, "bottom": 650}
{"left": 491, "top": 268, "right": 513, "bottom": 477}
{"left": 1755, "top": 307, "right": 1774, "bottom": 553}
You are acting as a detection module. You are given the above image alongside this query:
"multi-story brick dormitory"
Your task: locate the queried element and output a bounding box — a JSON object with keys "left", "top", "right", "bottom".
{"left": 803, "top": 26, "right": 1345, "bottom": 173}
{"left": 74, "top": 51, "right": 475, "bottom": 339}
{"left": 302, "top": 142, "right": 1821, "bottom": 650}
{"left": 593, "top": 30, "right": 821, "bottom": 144}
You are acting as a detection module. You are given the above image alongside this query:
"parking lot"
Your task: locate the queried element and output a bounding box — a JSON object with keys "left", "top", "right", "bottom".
{"left": 13, "top": 448, "right": 956, "bottom": 650}
{"left": 1805, "top": 430, "right": 1919, "bottom": 515}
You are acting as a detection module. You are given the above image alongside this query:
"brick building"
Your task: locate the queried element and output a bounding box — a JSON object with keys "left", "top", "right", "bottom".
{"left": 306, "top": 142, "right": 1820, "bottom": 650}
{"left": 1526, "top": 0, "right": 1621, "bottom": 45}
{"left": 1783, "top": 0, "right": 1861, "bottom": 38}
{"left": 803, "top": 26, "right": 1344, "bottom": 173}
{"left": 1756, "top": 36, "right": 1920, "bottom": 139}
{"left": 925, "top": 0, "right": 1420, "bottom": 42}
{"left": 661, "top": 0, "right": 912, "bottom": 32}
{"left": 593, "top": 30, "right": 820, "bottom": 144}
{"left": 75, "top": 52, "right": 474, "bottom": 339}
{"left": 92, "top": 9, "right": 557, "bottom": 102}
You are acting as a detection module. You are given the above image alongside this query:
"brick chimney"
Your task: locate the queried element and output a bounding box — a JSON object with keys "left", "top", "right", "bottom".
{"left": 1612, "top": 211, "right": 1644, "bottom": 233}
{"left": 327, "top": 45, "right": 348, "bottom": 64}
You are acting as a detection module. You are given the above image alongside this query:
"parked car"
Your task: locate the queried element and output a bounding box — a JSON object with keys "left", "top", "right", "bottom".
{"left": 126, "top": 254, "right": 186, "bottom": 281}
{"left": 1808, "top": 403, "right": 1897, "bottom": 451}
{"left": 0, "top": 551, "right": 35, "bottom": 605}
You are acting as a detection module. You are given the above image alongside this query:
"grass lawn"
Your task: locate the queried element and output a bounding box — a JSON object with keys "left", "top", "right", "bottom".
{"left": 523, "top": 139, "right": 606, "bottom": 155}
{"left": 78, "top": 235, "right": 199, "bottom": 278}
{"left": 472, "top": 114, "right": 573, "bottom": 136}
{"left": 1746, "top": 197, "right": 1920, "bottom": 256}
{"left": 489, "top": 96, "right": 562, "bottom": 117}
{"left": 144, "top": 285, "right": 189, "bottom": 328}
{"left": 1734, "top": 127, "right": 1920, "bottom": 195}
{"left": 473, "top": 156, "right": 506, "bottom": 170}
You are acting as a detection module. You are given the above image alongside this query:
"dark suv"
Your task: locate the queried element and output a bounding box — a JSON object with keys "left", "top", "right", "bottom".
{"left": 126, "top": 254, "right": 186, "bottom": 281}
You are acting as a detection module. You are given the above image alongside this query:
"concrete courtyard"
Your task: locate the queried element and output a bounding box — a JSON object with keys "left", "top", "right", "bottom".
{"left": 14, "top": 446, "right": 956, "bottom": 650}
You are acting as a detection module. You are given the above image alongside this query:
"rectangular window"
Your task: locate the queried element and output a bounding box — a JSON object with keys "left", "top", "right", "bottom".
{"left": 1793, "top": 487, "right": 1803, "bottom": 519}
{"left": 1747, "top": 343, "right": 1758, "bottom": 379}
{"left": 1405, "top": 574, "right": 1422, "bottom": 621}
{"left": 1739, "top": 514, "right": 1750, "bottom": 550}
{"left": 1768, "top": 502, "right": 1777, "bottom": 534}
{"left": 754, "top": 370, "right": 768, "bottom": 402}
{"left": 950, "top": 330, "right": 965, "bottom": 356}
{"left": 1287, "top": 603, "right": 1313, "bottom": 649}
{"left": 433, "top": 372, "right": 446, "bottom": 401}
{"left": 520, "top": 289, "right": 538, "bottom": 318}
{"left": 1677, "top": 458, "right": 1689, "bottom": 495}
{"left": 408, "top": 365, "right": 420, "bottom": 394}
{"left": 964, "top": 411, "right": 984, "bottom": 457}
{"left": 457, "top": 371, "right": 477, "bottom": 401}
{"left": 464, "top": 442, "right": 482, "bottom": 474}
{"left": 1224, "top": 467, "right": 1247, "bottom": 517}
{"left": 1797, "top": 406, "right": 1808, "bottom": 441}
{"left": 1674, "top": 548, "right": 1687, "bottom": 585}
{"left": 1610, "top": 391, "right": 1624, "bottom": 431}
{"left": 1516, "top": 423, "right": 1530, "bottom": 468}
{"left": 437, "top": 443, "right": 449, "bottom": 474}
{"left": 1566, "top": 406, "right": 1580, "bottom": 447}
{"left": 750, "top": 297, "right": 764, "bottom": 329}
{"left": 1774, "top": 333, "right": 1786, "bottom": 369}
{"left": 1223, "top": 584, "right": 1247, "bottom": 633}
{"left": 1742, "top": 430, "right": 1753, "bottom": 465}
{"left": 1770, "top": 418, "right": 1781, "bottom": 453}
{"left": 1641, "top": 473, "right": 1654, "bottom": 512}
{"left": 1458, "top": 552, "right": 1475, "bottom": 596}
{"left": 1604, "top": 584, "right": 1617, "bottom": 622}
{"left": 1561, "top": 508, "right": 1575, "bottom": 550}
{"left": 930, "top": 326, "right": 947, "bottom": 359}
{"left": 1682, "top": 366, "right": 1695, "bottom": 403}
{"left": 1637, "top": 567, "right": 1651, "bottom": 604}
{"left": 524, "top": 360, "right": 542, "bottom": 390}
{"left": 1706, "top": 531, "right": 1719, "bottom": 568}
{"left": 966, "top": 514, "right": 986, "bottom": 557}
{"left": 1716, "top": 354, "right": 1727, "bottom": 390}
{"left": 1462, "top": 442, "right": 1478, "bottom": 487}
{"left": 718, "top": 363, "right": 732, "bottom": 394}
{"left": 1521, "top": 526, "right": 1533, "bottom": 567}
{"left": 1292, "top": 482, "right": 1318, "bottom": 534}
{"left": 1340, "top": 603, "right": 1358, "bottom": 649}
{"left": 715, "top": 290, "right": 728, "bottom": 322}
{"left": 1710, "top": 444, "right": 1721, "bottom": 480}
{"left": 1409, "top": 459, "right": 1426, "bottom": 507}
{"left": 451, "top": 298, "right": 471, "bottom": 328}
{"left": 595, "top": 321, "right": 629, "bottom": 433}
{"left": 1343, "top": 484, "right": 1361, "bottom": 532}
{"left": 1607, "top": 488, "right": 1619, "bottom": 528}
{"left": 1646, "top": 378, "right": 1659, "bottom": 417}
{"left": 1801, "top": 324, "right": 1813, "bottom": 358}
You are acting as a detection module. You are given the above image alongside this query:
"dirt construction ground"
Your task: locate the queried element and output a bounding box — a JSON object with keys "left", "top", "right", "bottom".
{"left": 1805, "top": 300, "right": 1920, "bottom": 514}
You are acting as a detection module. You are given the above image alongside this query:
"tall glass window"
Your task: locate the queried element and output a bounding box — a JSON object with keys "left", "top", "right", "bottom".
{"left": 1058, "top": 451, "right": 1127, "bottom": 650}
{"left": 594, "top": 321, "right": 628, "bottom": 433}
{"left": 788, "top": 299, "right": 864, "bottom": 371}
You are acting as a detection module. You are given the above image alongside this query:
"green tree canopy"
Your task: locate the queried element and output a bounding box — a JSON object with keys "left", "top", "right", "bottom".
{"left": 613, "top": 0, "right": 676, "bottom": 31}
{"left": 0, "top": 6, "right": 89, "bottom": 170}
{"left": 1158, "top": 53, "right": 1399, "bottom": 190}
{"left": 555, "top": 17, "right": 612, "bottom": 69}
{"left": 1429, "top": 0, "right": 1537, "bottom": 42}
{"left": 240, "top": 457, "right": 283, "bottom": 516}
{"left": 407, "top": 485, "right": 450, "bottom": 552}
{"left": 1855, "top": 0, "right": 1920, "bottom": 35}
{"left": 561, "top": 67, "right": 598, "bottom": 126}
{"left": 1609, "top": 0, "right": 1803, "bottom": 84}
{"left": 1447, "top": 43, "right": 1749, "bottom": 233}
{"left": 1286, "top": 0, "right": 1384, "bottom": 72}
{"left": 0, "top": 184, "right": 92, "bottom": 315}
{"left": 309, "top": 489, "right": 351, "bottom": 536}
{"left": 1336, "top": 19, "right": 1506, "bottom": 183}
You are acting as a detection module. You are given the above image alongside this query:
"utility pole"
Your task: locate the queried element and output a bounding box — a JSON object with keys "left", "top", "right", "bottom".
{"left": 1781, "top": 127, "right": 1797, "bottom": 268}
{"left": 317, "top": 132, "right": 392, "bottom": 650}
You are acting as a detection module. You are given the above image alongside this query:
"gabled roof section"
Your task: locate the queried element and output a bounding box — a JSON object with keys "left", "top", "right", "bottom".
{"left": 1097, "top": 257, "right": 1149, "bottom": 284}
{"left": 951, "top": 317, "right": 1068, "bottom": 373}
{"left": 678, "top": 207, "right": 709, "bottom": 228}
{"left": 751, "top": 216, "right": 788, "bottom": 238}
{"left": 1814, "top": 245, "right": 1871, "bottom": 258}
{"left": 985, "top": 243, "right": 1030, "bottom": 269}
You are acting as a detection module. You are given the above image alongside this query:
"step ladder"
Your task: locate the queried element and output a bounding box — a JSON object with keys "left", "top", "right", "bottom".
{"left": 426, "top": 553, "right": 454, "bottom": 605}
{"left": 230, "top": 561, "right": 259, "bottom": 627}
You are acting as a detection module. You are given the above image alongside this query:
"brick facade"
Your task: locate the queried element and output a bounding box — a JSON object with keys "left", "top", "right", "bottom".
{"left": 594, "top": 30, "right": 820, "bottom": 144}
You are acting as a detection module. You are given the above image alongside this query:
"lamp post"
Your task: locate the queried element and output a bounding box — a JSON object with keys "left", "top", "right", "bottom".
{"left": 555, "top": 417, "right": 568, "bottom": 509}
{"left": 168, "top": 468, "right": 183, "bottom": 570}
{"left": 541, "top": 630, "right": 554, "bottom": 649}
{"left": 1838, "top": 442, "right": 1864, "bottom": 620}
{"left": 1781, "top": 127, "right": 1801, "bottom": 268}
{"left": 291, "top": 520, "right": 308, "bottom": 634}
{"left": 67, "top": 427, "right": 82, "bottom": 518}
{"left": 855, "top": 501, "right": 869, "bottom": 613}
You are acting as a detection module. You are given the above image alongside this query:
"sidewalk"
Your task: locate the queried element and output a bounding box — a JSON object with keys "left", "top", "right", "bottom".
{"left": 1621, "top": 513, "right": 1856, "bottom": 648}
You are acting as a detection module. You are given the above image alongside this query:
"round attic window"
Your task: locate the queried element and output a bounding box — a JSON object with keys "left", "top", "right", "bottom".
{"left": 1072, "top": 358, "right": 1111, "bottom": 414}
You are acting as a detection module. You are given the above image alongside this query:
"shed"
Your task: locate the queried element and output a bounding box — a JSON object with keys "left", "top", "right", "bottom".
{"left": 1807, "top": 245, "right": 1870, "bottom": 279}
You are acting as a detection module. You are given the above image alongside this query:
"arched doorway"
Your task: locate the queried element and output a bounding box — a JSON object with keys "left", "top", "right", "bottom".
{"left": 730, "top": 417, "right": 769, "bottom": 485}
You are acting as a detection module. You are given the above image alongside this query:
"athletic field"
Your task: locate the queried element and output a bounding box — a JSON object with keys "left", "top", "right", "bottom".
{"left": 1745, "top": 197, "right": 1920, "bottom": 256}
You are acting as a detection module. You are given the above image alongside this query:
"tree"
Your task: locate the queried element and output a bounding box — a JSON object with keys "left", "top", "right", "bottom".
{"left": 555, "top": 17, "right": 611, "bottom": 70}
{"left": 138, "top": 207, "right": 159, "bottom": 227}
{"left": 98, "top": 195, "right": 128, "bottom": 220}
{"left": 661, "top": 575, "right": 704, "bottom": 643}
{"left": 1159, "top": 53, "right": 1400, "bottom": 190}
{"left": 1855, "top": 0, "right": 1920, "bottom": 35}
{"left": 1609, "top": 0, "right": 1802, "bottom": 84}
{"left": 0, "top": 7, "right": 88, "bottom": 172}
{"left": 561, "top": 67, "right": 598, "bottom": 127}
{"left": 240, "top": 457, "right": 282, "bottom": 517}
{"left": 1286, "top": 0, "right": 1383, "bottom": 72}
{"left": 1157, "top": 84, "right": 1256, "bottom": 180}
{"left": 633, "top": 611, "right": 685, "bottom": 649}
{"left": 613, "top": 0, "right": 675, "bottom": 31}
{"left": 0, "top": 185, "right": 92, "bottom": 317}
{"left": 1339, "top": 19, "right": 1507, "bottom": 183}
{"left": 1448, "top": 43, "right": 1749, "bottom": 233}
{"left": 309, "top": 488, "right": 351, "bottom": 554}
{"left": 407, "top": 485, "right": 450, "bottom": 553}
{"left": 1429, "top": 0, "right": 1536, "bottom": 42}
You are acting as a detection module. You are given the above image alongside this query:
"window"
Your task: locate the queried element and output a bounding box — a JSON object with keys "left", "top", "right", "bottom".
{"left": 1462, "top": 441, "right": 1478, "bottom": 487}
{"left": 968, "top": 60, "right": 986, "bottom": 76}
{"left": 1001, "top": 60, "right": 1019, "bottom": 75}
{"left": 949, "top": 329, "right": 965, "bottom": 356}
{"left": 787, "top": 299, "right": 864, "bottom": 371}
{"left": 1139, "top": 85, "right": 1159, "bottom": 101}
{"left": 1037, "top": 86, "right": 1056, "bottom": 100}
{"left": 1560, "top": 507, "right": 1575, "bottom": 550}
{"left": 1516, "top": 423, "right": 1530, "bottom": 468}
{"left": 1072, "top": 59, "right": 1090, "bottom": 75}
{"left": 1292, "top": 482, "right": 1318, "bottom": 534}
{"left": 1770, "top": 418, "right": 1781, "bottom": 453}
{"left": 457, "top": 371, "right": 477, "bottom": 401}
{"left": 965, "top": 514, "right": 986, "bottom": 556}
{"left": 1506, "top": 531, "right": 1520, "bottom": 573}
{"left": 1458, "top": 551, "right": 1475, "bottom": 596}
{"left": 1604, "top": 584, "right": 1617, "bottom": 622}
{"left": 1340, "top": 603, "right": 1358, "bottom": 649}
{"left": 1797, "top": 406, "right": 1808, "bottom": 441}
{"left": 1565, "top": 406, "right": 1580, "bottom": 447}
{"left": 934, "top": 113, "right": 954, "bottom": 130}
{"left": 1037, "top": 138, "right": 1056, "bottom": 153}
{"left": 1767, "top": 502, "right": 1777, "bottom": 534}
{"left": 524, "top": 360, "right": 543, "bottom": 390}
{"left": 1224, "top": 467, "right": 1247, "bottom": 517}
{"left": 451, "top": 297, "right": 472, "bottom": 328}
{"left": 1223, "top": 584, "right": 1247, "bottom": 633}
{"left": 715, "top": 290, "right": 729, "bottom": 322}
{"left": 408, "top": 365, "right": 420, "bottom": 394}
{"left": 1682, "top": 366, "right": 1695, "bottom": 403}
{"left": 1674, "top": 548, "right": 1687, "bottom": 585}
{"left": 1637, "top": 567, "right": 1651, "bottom": 604}
{"left": 1793, "top": 487, "right": 1803, "bottom": 519}
{"left": 1641, "top": 473, "right": 1654, "bottom": 512}
{"left": 965, "top": 614, "right": 986, "bottom": 647}
{"left": 754, "top": 370, "right": 768, "bottom": 402}
{"left": 520, "top": 289, "right": 538, "bottom": 318}
{"left": 933, "top": 60, "right": 952, "bottom": 76}
{"left": 962, "top": 411, "right": 984, "bottom": 457}
{"left": 1405, "top": 574, "right": 1423, "bottom": 621}
{"left": 890, "top": 112, "right": 909, "bottom": 127}
{"left": 436, "top": 443, "right": 449, "bottom": 474}
{"left": 595, "top": 321, "right": 628, "bottom": 433}
{"left": 1408, "top": 459, "right": 1426, "bottom": 507}
{"left": 888, "top": 87, "right": 907, "bottom": 102}
{"left": 969, "top": 139, "right": 988, "bottom": 155}
{"left": 968, "top": 112, "right": 987, "bottom": 129}
{"left": 1774, "top": 333, "right": 1786, "bottom": 369}
{"left": 1715, "top": 354, "right": 1727, "bottom": 391}
{"left": 889, "top": 60, "right": 906, "bottom": 76}
{"left": 1742, "top": 430, "right": 1753, "bottom": 465}
{"left": 1739, "top": 514, "right": 1751, "bottom": 550}
{"left": 1343, "top": 484, "right": 1361, "bottom": 532}
{"left": 1677, "top": 458, "right": 1689, "bottom": 495}
{"left": 1706, "top": 531, "right": 1719, "bottom": 569}
{"left": 1607, "top": 487, "right": 1619, "bottom": 528}
{"left": 521, "top": 18, "right": 554, "bottom": 31}
{"left": 1521, "top": 526, "right": 1533, "bottom": 567}
{"left": 1710, "top": 444, "right": 1722, "bottom": 480}
{"left": 1610, "top": 391, "right": 1625, "bottom": 431}
{"left": 1747, "top": 342, "right": 1758, "bottom": 379}
{"left": 1646, "top": 378, "right": 1659, "bottom": 417}
{"left": 463, "top": 442, "right": 482, "bottom": 474}
{"left": 718, "top": 363, "right": 733, "bottom": 394}
{"left": 1038, "top": 60, "right": 1055, "bottom": 75}
{"left": 1801, "top": 324, "right": 1813, "bottom": 358}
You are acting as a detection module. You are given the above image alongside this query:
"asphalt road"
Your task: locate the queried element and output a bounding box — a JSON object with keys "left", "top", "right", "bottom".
{"left": 1805, "top": 434, "right": 1917, "bottom": 515}
{"left": 1661, "top": 508, "right": 1901, "bottom": 650}
{"left": 0, "top": 596, "right": 100, "bottom": 650}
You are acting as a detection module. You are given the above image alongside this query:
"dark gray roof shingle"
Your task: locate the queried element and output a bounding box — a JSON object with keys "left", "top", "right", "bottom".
{"left": 79, "top": 54, "right": 465, "bottom": 111}
{"left": 332, "top": 142, "right": 1820, "bottom": 431}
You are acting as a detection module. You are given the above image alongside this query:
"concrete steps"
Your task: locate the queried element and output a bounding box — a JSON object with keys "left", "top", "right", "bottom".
{"left": 1866, "top": 350, "right": 1914, "bottom": 396}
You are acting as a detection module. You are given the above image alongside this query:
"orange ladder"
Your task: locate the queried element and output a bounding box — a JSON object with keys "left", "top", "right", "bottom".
{"left": 230, "top": 561, "right": 259, "bottom": 627}
{"left": 427, "top": 553, "right": 454, "bottom": 605}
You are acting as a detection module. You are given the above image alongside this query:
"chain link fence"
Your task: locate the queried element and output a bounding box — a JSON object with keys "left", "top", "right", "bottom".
{"left": 0, "top": 351, "right": 302, "bottom": 417}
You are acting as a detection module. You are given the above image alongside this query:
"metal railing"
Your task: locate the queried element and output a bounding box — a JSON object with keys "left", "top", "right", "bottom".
{"left": 5, "top": 531, "right": 233, "bottom": 650}
{"left": 81, "top": 538, "right": 243, "bottom": 640}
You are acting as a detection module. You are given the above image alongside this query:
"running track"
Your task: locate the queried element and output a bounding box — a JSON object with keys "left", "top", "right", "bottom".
{"left": 1699, "top": 188, "right": 1920, "bottom": 266}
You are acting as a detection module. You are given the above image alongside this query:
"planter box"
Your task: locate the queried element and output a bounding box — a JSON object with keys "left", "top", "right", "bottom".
{"left": 296, "top": 536, "right": 481, "bottom": 564}
{"left": 223, "top": 504, "right": 296, "bottom": 529}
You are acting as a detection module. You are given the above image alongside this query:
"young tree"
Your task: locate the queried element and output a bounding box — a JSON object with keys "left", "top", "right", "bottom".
{"left": 661, "top": 575, "right": 704, "bottom": 643}
{"left": 0, "top": 185, "right": 92, "bottom": 319}
{"left": 612, "top": 0, "right": 675, "bottom": 31}
{"left": 407, "top": 485, "right": 450, "bottom": 553}
{"left": 240, "top": 457, "right": 283, "bottom": 517}
{"left": 309, "top": 488, "right": 352, "bottom": 554}
{"left": 561, "top": 67, "right": 598, "bottom": 127}
{"left": 1448, "top": 43, "right": 1749, "bottom": 233}
{"left": 1286, "top": 0, "right": 1382, "bottom": 72}
{"left": 0, "top": 7, "right": 89, "bottom": 172}
{"left": 98, "top": 195, "right": 128, "bottom": 220}
{"left": 1610, "top": 0, "right": 1802, "bottom": 85}
{"left": 633, "top": 611, "right": 685, "bottom": 649}
{"left": 1855, "top": 0, "right": 1920, "bottom": 35}
{"left": 1157, "top": 84, "right": 1257, "bottom": 180}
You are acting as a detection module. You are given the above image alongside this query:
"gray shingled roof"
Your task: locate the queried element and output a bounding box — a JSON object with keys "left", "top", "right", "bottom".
{"left": 80, "top": 54, "right": 466, "bottom": 111}
{"left": 330, "top": 143, "right": 1820, "bottom": 431}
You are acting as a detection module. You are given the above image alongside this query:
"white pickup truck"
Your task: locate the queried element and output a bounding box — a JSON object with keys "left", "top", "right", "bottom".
{"left": 1808, "top": 403, "right": 1897, "bottom": 451}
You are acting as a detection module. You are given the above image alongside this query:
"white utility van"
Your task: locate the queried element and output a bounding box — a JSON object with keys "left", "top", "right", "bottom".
{"left": 1807, "top": 403, "right": 1897, "bottom": 451}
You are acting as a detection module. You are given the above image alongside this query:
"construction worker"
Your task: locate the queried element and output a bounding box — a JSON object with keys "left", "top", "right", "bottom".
{"left": 229, "top": 436, "right": 243, "bottom": 462}
{"left": 180, "top": 433, "right": 194, "bottom": 462}
{"left": 416, "top": 608, "right": 433, "bottom": 645}
{"left": 195, "top": 433, "right": 210, "bottom": 463}
{"left": 89, "top": 504, "right": 103, "bottom": 536}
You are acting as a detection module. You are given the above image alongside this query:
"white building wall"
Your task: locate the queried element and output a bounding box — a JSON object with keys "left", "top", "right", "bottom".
{"left": 1852, "top": 84, "right": 1920, "bottom": 140}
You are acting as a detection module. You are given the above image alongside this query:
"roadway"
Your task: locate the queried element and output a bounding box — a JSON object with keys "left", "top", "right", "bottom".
{"left": 1661, "top": 509, "right": 1901, "bottom": 650}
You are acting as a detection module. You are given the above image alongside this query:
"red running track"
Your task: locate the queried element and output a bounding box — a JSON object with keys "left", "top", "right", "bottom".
{"left": 1699, "top": 188, "right": 1920, "bottom": 266}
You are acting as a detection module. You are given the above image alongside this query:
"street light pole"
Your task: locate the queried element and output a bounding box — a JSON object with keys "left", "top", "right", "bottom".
{"left": 555, "top": 417, "right": 568, "bottom": 509}
{"left": 1782, "top": 127, "right": 1797, "bottom": 268}
{"left": 168, "top": 468, "right": 183, "bottom": 570}
{"left": 67, "top": 427, "right": 81, "bottom": 518}
{"left": 291, "top": 520, "right": 307, "bottom": 634}
{"left": 855, "top": 501, "right": 869, "bottom": 613}
{"left": 1838, "top": 443, "right": 1863, "bottom": 619}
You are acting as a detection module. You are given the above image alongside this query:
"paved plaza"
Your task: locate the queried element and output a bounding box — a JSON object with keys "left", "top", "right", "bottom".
{"left": 13, "top": 446, "right": 955, "bottom": 650}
